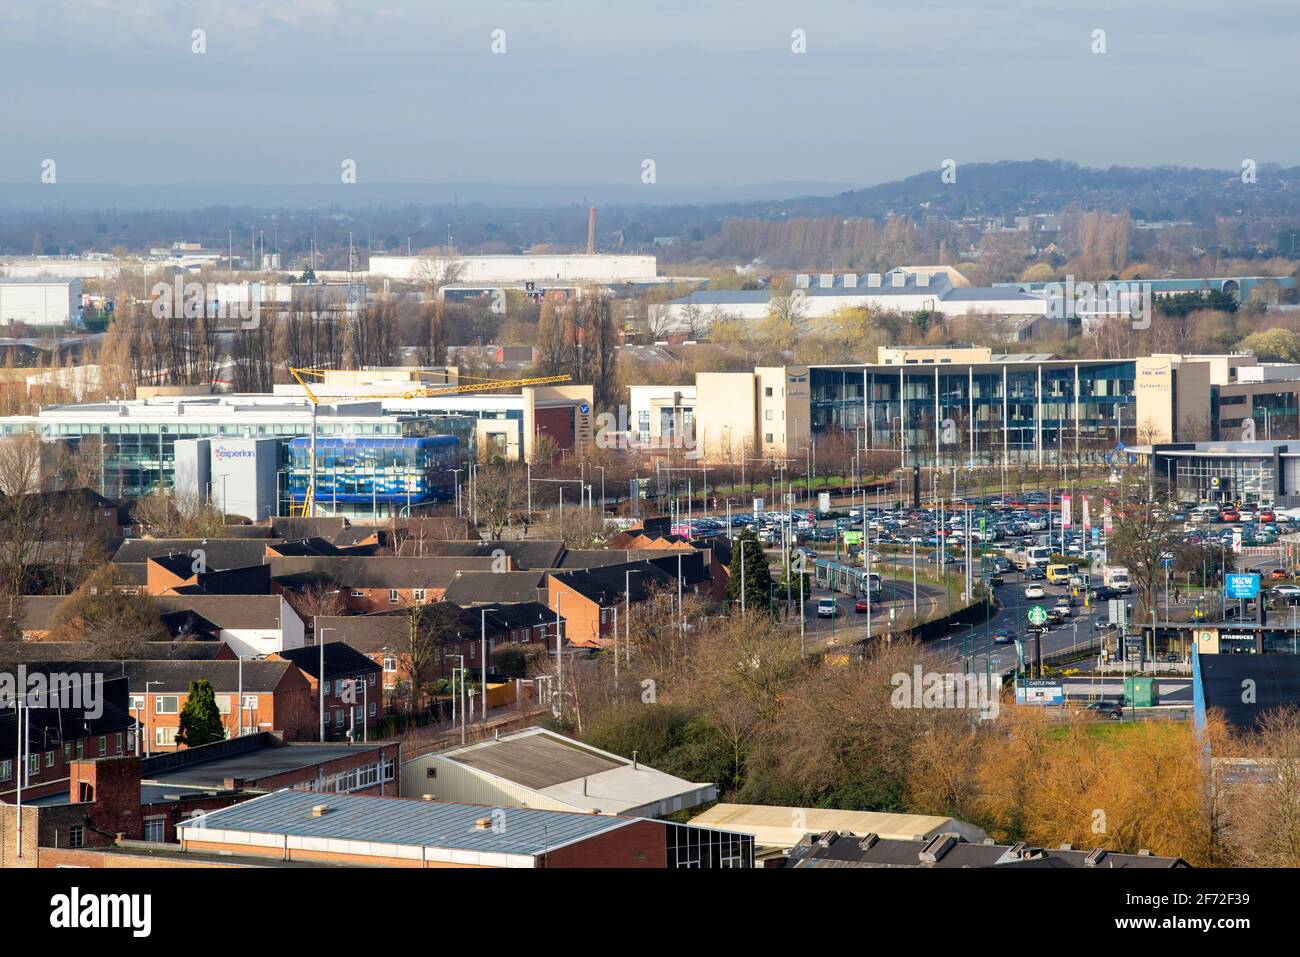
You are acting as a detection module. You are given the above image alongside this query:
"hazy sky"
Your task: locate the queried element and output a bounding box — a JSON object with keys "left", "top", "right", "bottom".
{"left": 1, "top": 0, "right": 1296, "bottom": 193}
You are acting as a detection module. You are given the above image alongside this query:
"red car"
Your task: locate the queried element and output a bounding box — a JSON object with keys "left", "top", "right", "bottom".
{"left": 1271, "top": 568, "right": 1291, "bottom": 581}
{"left": 854, "top": 597, "right": 871, "bottom": 613}
{"left": 1260, "top": 509, "right": 1276, "bottom": 522}
{"left": 1220, "top": 509, "right": 1240, "bottom": 522}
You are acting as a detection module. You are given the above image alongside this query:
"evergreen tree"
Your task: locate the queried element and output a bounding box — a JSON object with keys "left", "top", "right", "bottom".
{"left": 726, "top": 528, "right": 772, "bottom": 611}
{"left": 175, "top": 679, "right": 226, "bottom": 749}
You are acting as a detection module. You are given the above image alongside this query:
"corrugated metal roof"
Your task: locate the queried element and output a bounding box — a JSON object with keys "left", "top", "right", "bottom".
{"left": 179, "top": 788, "right": 632, "bottom": 855}
{"left": 450, "top": 733, "right": 622, "bottom": 790}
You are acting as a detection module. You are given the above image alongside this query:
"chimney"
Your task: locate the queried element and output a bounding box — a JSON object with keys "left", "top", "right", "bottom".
{"left": 587, "top": 207, "right": 597, "bottom": 255}
{"left": 1083, "top": 848, "right": 1107, "bottom": 867}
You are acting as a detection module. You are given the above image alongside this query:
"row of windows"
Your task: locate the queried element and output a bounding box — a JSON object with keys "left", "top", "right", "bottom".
{"left": 302, "top": 756, "right": 395, "bottom": 793}
{"left": 0, "top": 734, "right": 126, "bottom": 782}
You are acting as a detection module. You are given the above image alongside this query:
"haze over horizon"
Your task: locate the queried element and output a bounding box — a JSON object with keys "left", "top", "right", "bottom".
{"left": 2, "top": 0, "right": 1296, "bottom": 205}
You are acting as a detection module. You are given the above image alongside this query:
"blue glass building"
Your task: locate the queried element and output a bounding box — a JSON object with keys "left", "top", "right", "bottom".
{"left": 287, "top": 435, "right": 464, "bottom": 511}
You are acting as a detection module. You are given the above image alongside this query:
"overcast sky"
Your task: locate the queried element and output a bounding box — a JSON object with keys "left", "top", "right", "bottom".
{"left": 1, "top": 0, "right": 1296, "bottom": 196}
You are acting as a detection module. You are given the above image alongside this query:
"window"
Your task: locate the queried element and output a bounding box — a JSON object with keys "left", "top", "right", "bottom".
{"left": 215, "top": 695, "right": 232, "bottom": 714}
{"left": 383, "top": 656, "right": 397, "bottom": 672}
{"left": 334, "top": 709, "right": 344, "bottom": 727}
{"left": 764, "top": 387, "right": 773, "bottom": 397}
{"left": 63, "top": 744, "right": 71, "bottom": 762}
{"left": 369, "top": 702, "right": 377, "bottom": 717}
{"left": 350, "top": 590, "right": 364, "bottom": 598}
{"left": 68, "top": 826, "right": 84, "bottom": 849}
{"left": 75, "top": 741, "right": 84, "bottom": 759}
{"left": 413, "top": 589, "right": 426, "bottom": 603}
{"left": 155, "top": 727, "right": 174, "bottom": 747}
{"left": 28, "top": 753, "right": 39, "bottom": 776}
{"left": 98, "top": 736, "right": 107, "bottom": 756}
{"left": 765, "top": 410, "right": 773, "bottom": 420}
{"left": 143, "top": 817, "right": 166, "bottom": 843}
{"left": 368, "top": 673, "right": 376, "bottom": 686}
{"left": 0, "top": 760, "right": 10, "bottom": 782}
{"left": 45, "top": 750, "right": 54, "bottom": 768}
{"left": 156, "top": 696, "right": 178, "bottom": 714}
{"left": 130, "top": 694, "right": 144, "bottom": 712}
{"left": 765, "top": 433, "right": 774, "bottom": 444}
{"left": 335, "top": 679, "right": 347, "bottom": 696}
{"left": 388, "top": 589, "right": 400, "bottom": 604}
{"left": 243, "top": 695, "right": 257, "bottom": 711}
{"left": 115, "top": 733, "right": 123, "bottom": 753}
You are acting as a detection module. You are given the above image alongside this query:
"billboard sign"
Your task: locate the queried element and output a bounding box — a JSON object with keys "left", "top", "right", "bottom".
{"left": 1225, "top": 573, "right": 1261, "bottom": 600}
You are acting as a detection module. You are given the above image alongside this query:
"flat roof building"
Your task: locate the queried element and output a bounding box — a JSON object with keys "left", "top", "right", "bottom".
{"left": 174, "top": 787, "right": 753, "bottom": 868}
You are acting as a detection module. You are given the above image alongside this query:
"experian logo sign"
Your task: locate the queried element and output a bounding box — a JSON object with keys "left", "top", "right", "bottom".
{"left": 214, "top": 446, "right": 256, "bottom": 462}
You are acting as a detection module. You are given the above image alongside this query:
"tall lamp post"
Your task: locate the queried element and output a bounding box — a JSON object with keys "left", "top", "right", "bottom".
{"left": 316, "top": 625, "right": 337, "bottom": 742}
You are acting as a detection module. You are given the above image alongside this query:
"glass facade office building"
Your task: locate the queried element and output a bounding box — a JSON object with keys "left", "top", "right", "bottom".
{"left": 6, "top": 400, "right": 477, "bottom": 506}
{"left": 286, "top": 435, "right": 463, "bottom": 510}
{"left": 808, "top": 360, "right": 1137, "bottom": 467}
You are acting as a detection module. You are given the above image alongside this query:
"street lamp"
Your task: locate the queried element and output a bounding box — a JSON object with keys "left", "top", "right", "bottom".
{"left": 444, "top": 653, "right": 466, "bottom": 744}
{"left": 317, "top": 625, "right": 337, "bottom": 742}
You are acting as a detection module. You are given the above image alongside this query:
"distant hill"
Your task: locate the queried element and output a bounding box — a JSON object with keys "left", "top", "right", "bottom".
{"left": 700, "top": 159, "right": 1300, "bottom": 224}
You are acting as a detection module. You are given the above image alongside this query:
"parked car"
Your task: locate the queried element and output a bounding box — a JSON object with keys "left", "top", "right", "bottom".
{"left": 1079, "top": 700, "right": 1124, "bottom": 719}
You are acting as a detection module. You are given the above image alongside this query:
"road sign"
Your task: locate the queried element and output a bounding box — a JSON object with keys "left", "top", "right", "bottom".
{"left": 1027, "top": 605, "right": 1049, "bottom": 626}
{"left": 1225, "top": 573, "right": 1261, "bottom": 600}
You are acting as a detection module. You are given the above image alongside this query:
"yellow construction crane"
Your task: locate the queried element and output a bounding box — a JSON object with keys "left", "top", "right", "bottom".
{"left": 287, "top": 367, "right": 572, "bottom": 517}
